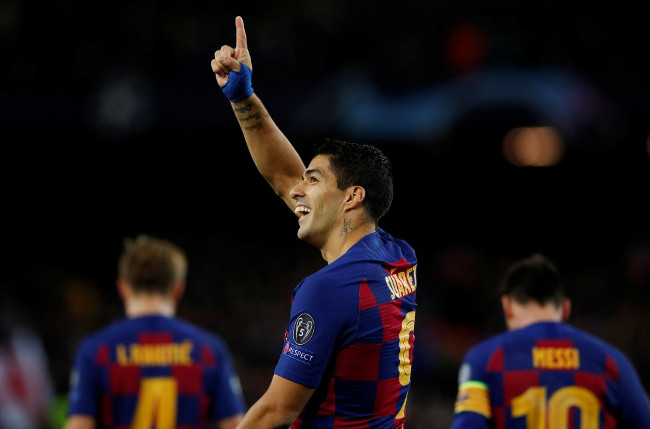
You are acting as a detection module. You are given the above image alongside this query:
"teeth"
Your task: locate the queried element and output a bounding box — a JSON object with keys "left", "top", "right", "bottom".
{"left": 295, "top": 206, "right": 311, "bottom": 215}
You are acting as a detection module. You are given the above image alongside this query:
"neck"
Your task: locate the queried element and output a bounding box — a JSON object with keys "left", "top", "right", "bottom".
{"left": 125, "top": 294, "right": 176, "bottom": 318}
{"left": 507, "top": 302, "right": 563, "bottom": 330}
{"left": 321, "top": 220, "right": 376, "bottom": 264}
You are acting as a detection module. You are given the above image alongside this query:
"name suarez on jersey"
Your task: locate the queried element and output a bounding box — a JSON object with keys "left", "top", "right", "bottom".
{"left": 532, "top": 346, "right": 580, "bottom": 370}
{"left": 385, "top": 264, "right": 417, "bottom": 300}
{"left": 115, "top": 340, "right": 194, "bottom": 366}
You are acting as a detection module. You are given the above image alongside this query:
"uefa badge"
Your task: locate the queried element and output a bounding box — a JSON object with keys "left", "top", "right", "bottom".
{"left": 293, "top": 313, "right": 315, "bottom": 345}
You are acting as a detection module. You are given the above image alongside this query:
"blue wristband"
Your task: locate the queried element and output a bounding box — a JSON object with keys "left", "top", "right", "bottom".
{"left": 222, "top": 63, "right": 253, "bottom": 102}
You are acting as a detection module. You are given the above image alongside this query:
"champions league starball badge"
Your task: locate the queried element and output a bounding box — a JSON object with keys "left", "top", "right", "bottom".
{"left": 293, "top": 313, "right": 315, "bottom": 345}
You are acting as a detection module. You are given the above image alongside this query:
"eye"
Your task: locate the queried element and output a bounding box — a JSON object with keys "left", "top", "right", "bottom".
{"left": 308, "top": 176, "right": 318, "bottom": 183}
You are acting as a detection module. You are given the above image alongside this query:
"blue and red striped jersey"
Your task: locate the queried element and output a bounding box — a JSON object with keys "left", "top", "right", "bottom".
{"left": 452, "top": 321, "right": 650, "bottom": 428}
{"left": 275, "top": 228, "right": 418, "bottom": 428}
{"left": 67, "top": 314, "right": 246, "bottom": 428}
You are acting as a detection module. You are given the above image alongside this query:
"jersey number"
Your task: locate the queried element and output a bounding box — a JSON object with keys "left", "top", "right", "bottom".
{"left": 511, "top": 386, "right": 599, "bottom": 429}
{"left": 396, "top": 311, "right": 416, "bottom": 419}
{"left": 132, "top": 377, "right": 178, "bottom": 429}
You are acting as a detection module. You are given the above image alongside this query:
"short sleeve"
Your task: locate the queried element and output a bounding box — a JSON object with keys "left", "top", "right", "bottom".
{"left": 210, "top": 339, "right": 247, "bottom": 420}
{"left": 274, "top": 276, "right": 358, "bottom": 388}
{"left": 67, "top": 340, "right": 98, "bottom": 417}
{"left": 451, "top": 348, "right": 491, "bottom": 428}
{"left": 611, "top": 350, "right": 650, "bottom": 428}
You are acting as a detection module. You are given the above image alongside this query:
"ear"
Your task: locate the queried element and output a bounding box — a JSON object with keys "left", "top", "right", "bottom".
{"left": 171, "top": 282, "right": 186, "bottom": 304}
{"left": 561, "top": 298, "right": 571, "bottom": 321}
{"left": 344, "top": 186, "right": 365, "bottom": 211}
{"left": 501, "top": 295, "right": 513, "bottom": 320}
{"left": 117, "top": 278, "right": 129, "bottom": 301}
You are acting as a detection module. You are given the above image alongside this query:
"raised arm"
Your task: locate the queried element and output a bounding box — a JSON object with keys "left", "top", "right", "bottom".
{"left": 211, "top": 16, "right": 304, "bottom": 211}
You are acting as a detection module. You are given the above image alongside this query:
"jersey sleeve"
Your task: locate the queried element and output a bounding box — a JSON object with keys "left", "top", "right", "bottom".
{"left": 274, "top": 276, "right": 358, "bottom": 388}
{"left": 210, "top": 339, "right": 247, "bottom": 421}
{"left": 451, "top": 348, "right": 492, "bottom": 429}
{"left": 610, "top": 350, "right": 650, "bottom": 428}
{"left": 66, "top": 339, "right": 99, "bottom": 417}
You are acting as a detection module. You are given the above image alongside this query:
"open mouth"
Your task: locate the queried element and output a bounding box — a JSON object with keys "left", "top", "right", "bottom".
{"left": 295, "top": 205, "right": 311, "bottom": 222}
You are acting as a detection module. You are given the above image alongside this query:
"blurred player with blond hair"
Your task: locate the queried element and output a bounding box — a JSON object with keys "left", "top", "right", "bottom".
{"left": 65, "top": 234, "right": 246, "bottom": 429}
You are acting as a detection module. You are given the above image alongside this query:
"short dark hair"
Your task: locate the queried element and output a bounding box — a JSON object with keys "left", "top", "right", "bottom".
{"left": 501, "top": 253, "right": 565, "bottom": 307}
{"left": 118, "top": 234, "right": 187, "bottom": 294}
{"left": 314, "top": 138, "right": 393, "bottom": 223}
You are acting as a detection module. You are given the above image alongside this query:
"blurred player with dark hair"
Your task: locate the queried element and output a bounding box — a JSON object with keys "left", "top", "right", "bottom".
{"left": 211, "top": 16, "right": 417, "bottom": 429}
{"left": 64, "top": 234, "right": 246, "bottom": 429}
{"left": 452, "top": 253, "right": 650, "bottom": 428}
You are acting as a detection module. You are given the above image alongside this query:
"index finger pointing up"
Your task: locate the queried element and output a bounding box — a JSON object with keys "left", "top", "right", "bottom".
{"left": 235, "top": 16, "right": 247, "bottom": 50}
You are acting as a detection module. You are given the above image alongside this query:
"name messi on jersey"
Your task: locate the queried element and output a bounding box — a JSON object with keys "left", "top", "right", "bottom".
{"left": 532, "top": 346, "right": 580, "bottom": 370}
{"left": 385, "top": 264, "right": 417, "bottom": 300}
{"left": 116, "top": 340, "right": 194, "bottom": 366}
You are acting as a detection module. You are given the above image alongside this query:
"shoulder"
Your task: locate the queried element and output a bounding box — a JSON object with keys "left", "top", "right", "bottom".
{"left": 568, "top": 324, "right": 639, "bottom": 367}
{"left": 166, "top": 317, "right": 231, "bottom": 350}
{"left": 561, "top": 324, "right": 647, "bottom": 386}
{"left": 291, "top": 270, "right": 360, "bottom": 328}
{"left": 456, "top": 333, "right": 508, "bottom": 385}
{"left": 70, "top": 321, "right": 119, "bottom": 364}
{"left": 174, "top": 318, "right": 235, "bottom": 356}
{"left": 463, "top": 331, "right": 508, "bottom": 363}
{"left": 560, "top": 323, "right": 627, "bottom": 356}
{"left": 74, "top": 318, "right": 126, "bottom": 350}
{"left": 298, "top": 262, "right": 368, "bottom": 307}
{"left": 376, "top": 228, "right": 416, "bottom": 256}
{"left": 295, "top": 269, "right": 359, "bottom": 311}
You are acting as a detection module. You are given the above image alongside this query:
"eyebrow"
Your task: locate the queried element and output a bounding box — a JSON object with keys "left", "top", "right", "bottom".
{"left": 303, "top": 168, "right": 324, "bottom": 179}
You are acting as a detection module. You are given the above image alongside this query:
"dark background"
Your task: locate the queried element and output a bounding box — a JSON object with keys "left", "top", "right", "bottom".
{"left": 1, "top": 1, "right": 649, "bottom": 428}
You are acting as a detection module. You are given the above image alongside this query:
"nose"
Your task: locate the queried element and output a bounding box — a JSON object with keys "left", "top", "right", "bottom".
{"left": 290, "top": 180, "right": 305, "bottom": 200}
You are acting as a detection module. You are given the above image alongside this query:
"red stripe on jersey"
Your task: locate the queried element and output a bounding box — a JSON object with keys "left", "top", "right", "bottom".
{"left": 568, "top": 407, "right": 576, "bottom": 429}
{"left": 334, "top": 416, "right": 371, "bottom": 428}
{"left": 173, "top": 364, "right": 203, "bottom": 394}
{"left": 486, "top": 347, "right": 504, "bottom": 371}
{"left": 373, "top": 377, "right": 401, "bottom": 416}
{"left": 199, "top": 394, "right": 210, "bottom": 426}
{"left": 379, "top": 301, "right": 404, "bottom": 343}
{"left": 320, "top": 377, "right": 336, "bottom": 415}
{"left": 575, "top": 372, "right": 606, "bottom": 407}
{"left": 335, "top": 343, "right": 381, "bottom": 381}
{"left": 101, "top": 394, "right": 113, "bottom": 427}
{"left": 109, "top": 364, "right": 140, "bottom": 394}
{"left": 202, "top": 344, "right": 216, "bottom": 365}
{"left": 492, "top": 406, "right": 505, "bottom": 429}
{"left": 359, "top": 280, "right": 378, "bottom": 311}
{"left": 536, "top": 338, "right": 574, "bottom": 348}
{"left": 603, "top": 410, "right": 617, "bottom": 429}
{"left": 139, "top": 332, "right": 173, "bottom": 343}
{"left": 95, "top": 344, "right": 110, "bottom": 365}
{"left": 383, "top": 258, "right": 412, "bottom": 273}
{"left": 291, "top": 416, "right": 303, "bottom": 428}
{"left": 503, "top": 370, "right": 539, "bottom": 405}
{"left": 605, "top": 355, "right": 620, "bottom": 381}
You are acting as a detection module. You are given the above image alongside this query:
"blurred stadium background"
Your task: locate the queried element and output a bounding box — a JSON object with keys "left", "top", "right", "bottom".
{"left": 1, "top": 1, "right": 649, "bottom": 428}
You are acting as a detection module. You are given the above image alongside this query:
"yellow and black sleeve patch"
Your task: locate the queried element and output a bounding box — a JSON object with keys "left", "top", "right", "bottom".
{"left": 453, "top": 380, "right": 491, "bottom": 418}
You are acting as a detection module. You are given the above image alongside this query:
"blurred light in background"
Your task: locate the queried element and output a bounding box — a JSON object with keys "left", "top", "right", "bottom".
{"left": 294, "top": 66, "right": 616, "bottom": 146}
{"left": 86, "top": 70, "right": 155, "bottom": 140}
{"left": 502, "top": 126, "right": 564, "bottom": 167}
{"left": 445, "top": 22, "right": 486, "bottom": 75}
